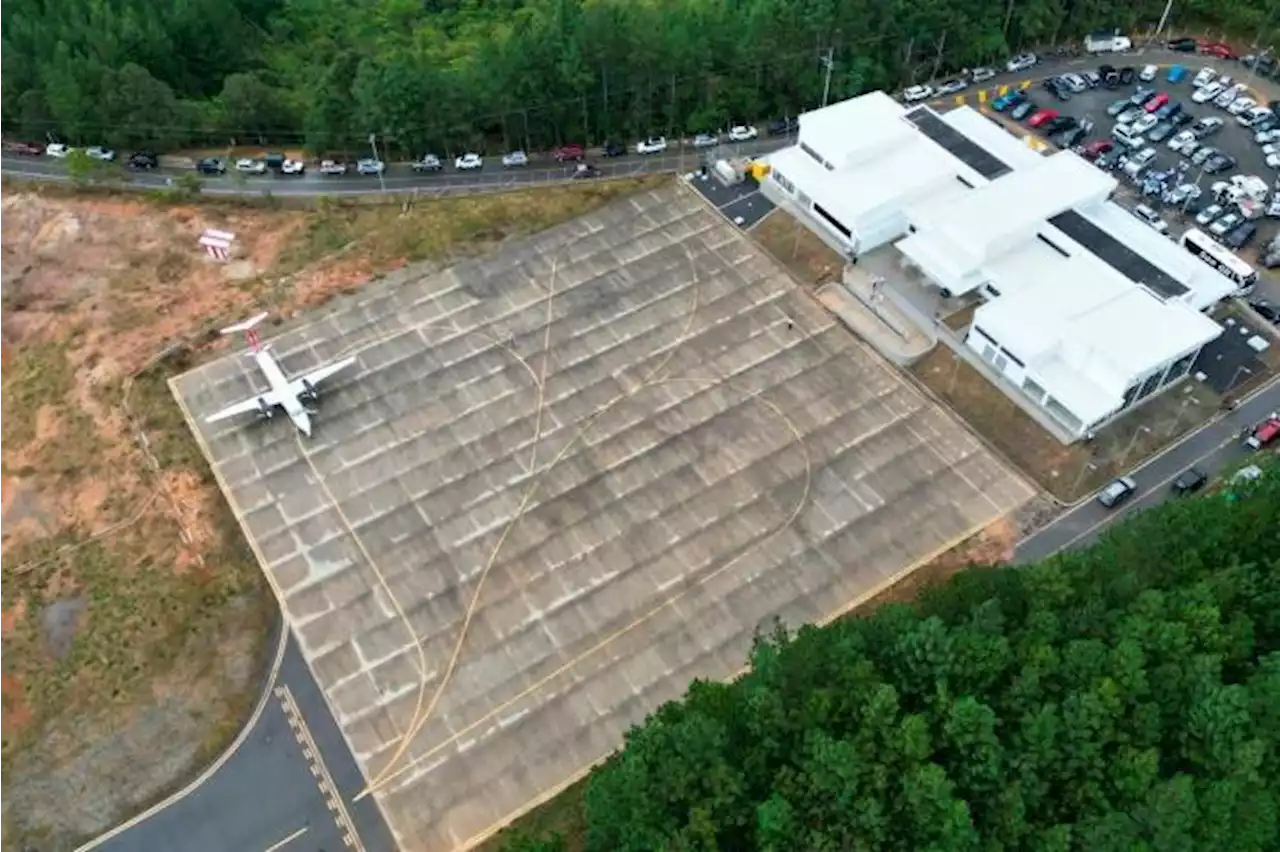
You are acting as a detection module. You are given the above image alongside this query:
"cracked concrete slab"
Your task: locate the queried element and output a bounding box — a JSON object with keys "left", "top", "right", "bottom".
{"left": 173, "top": 184, "right": 1035, "bottom": 852}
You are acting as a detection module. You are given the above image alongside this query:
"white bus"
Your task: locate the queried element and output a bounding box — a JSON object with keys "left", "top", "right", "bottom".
{"left": 1180, "top": 228, "right": 1259, "bottom": 292}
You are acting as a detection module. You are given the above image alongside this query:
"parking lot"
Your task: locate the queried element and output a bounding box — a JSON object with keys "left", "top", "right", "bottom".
{"left": 984, "top": 60, "right": 1280, "bottom": 294}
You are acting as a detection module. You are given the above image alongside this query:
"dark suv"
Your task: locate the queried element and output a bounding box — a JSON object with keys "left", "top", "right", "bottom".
{"left": 129, "top": 151, "right": 159, "bottom": 169}
{"left": 1171, "top": 468, "right": 1207, "bottom": 496}
{"left": 601, "top": 141, "right": 627, "bottom": 157}
{"left": 195, "top": 157, "right": 226, "bottom": 175}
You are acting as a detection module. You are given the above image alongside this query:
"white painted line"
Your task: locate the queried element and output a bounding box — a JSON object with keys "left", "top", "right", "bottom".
{"left": 262, "top": 826, "right": 308, "bottom": 852}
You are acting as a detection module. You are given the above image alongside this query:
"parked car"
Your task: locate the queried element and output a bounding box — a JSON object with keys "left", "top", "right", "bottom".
{"left": 1247, "top": 298, "right": 1280, "bottom": 323}
{"left": 1061, "top": 73, "right": 1088, "bottom": 92}
{"left": 1168, "top": 65, "right": 1189, "bottom": 84}
{"left": 1131, "top": 203, "right": 1169, "bottom": 232}
{"left": 1083, "top": 140, "right": 1114, "bottom": 159}
{"left": 1171, "top": 468, "right": 1207, "bottom": 496}
{"left": 235, "top": 158, "right": 266, "bottom": 174}
{"left": 1129, "top": 86, "right": 1155, "bottom": 106}
{"left": 937, "top": 78, "right": 968, "bottom": 95}
{"left": 1119, "top": 66, "right": 1137, "bottom": 85}
{"left": 1168, "top": 37, "right": 1199, "bottom": 52}
{"left": 1148, "top": 122, "right": 1175, "bottom": 142}
{"left": 1164, "top": 182, "right": 1201, "bottom": 206}
{"left": 1200, "top": 42, "right": 1236, "bottom": 59}
{"left": 971, "top": 67, "right": 996, "bottom": 83}
{"left": 1123, "top": 147, "right": 1158, "bottom": 178}
{"left": 1139, "top": 64, "right": 1159, "bottom": 82}
{"left": 5, "top": 140, "right": 45, "bottom": 155}
{"left": 552, "top": 144, "right": 585, "bottom": 162}
{"left": 1259, "top": 129, "right": 1280, "bottom": 144}
{"left": 501, "top": 150, "right": 529, "bottom": 167}
{"left": 1168, "top": 130, "right": 1197, "bottom": 151}
{"left": 1010, "top": 100, "right": 1037, "bottom": 121}
{"left": 319, "top": 160, "right": 347, "bottom": 175}
{"left": 128, "top": 151, "right": 158, "bottom": 169}
{"left": 86, "top": 146, "right": 116, "bottom": 161}
{"left": 1192, "top": 116, "right": 1224, "bottom": 138}
{"left": 1096, "top": 476, "right": 1137, "bottom": 509}
{"left": 1204, "top": 152, "right": 1236, "bottom": 173}
{"left": 1227, "top": 97, "right": 1257, "bottom": 116}
{"left": 1006, "top": 53, "right": 1038, "bottom": 72}
{"left": 993, "top": 90, "right": 1027, "bottom": 111}
{"left": 1099, "top": 64, "right": 1121, "bottom": 87}
{"left": 1241, "top": 107, "right": 1276, "bottom": 128}
{"left": 1083, "top": 70, "right": 1102, "bottom": 87}
{"left": 903, "top": 84, "right": 935, "bottom": 102}
{"left": 412, "top": 153, "right": 443, "bottom": 172}
{"left": 1154, "top": 100, "right": 1182, "bottom": 121}
{"left": 1214, "top": 84, "right": 1245, "bottom": 109}
{"left": 692, "top": 133, "right": 719, "bottom": 148}
{"left": 1171, "top": 111, "right": 1194, "bottom": 128}
{"left": 1132, "top": 113, "right": 1160, "bottom": 134}
{"left": 1225, "top": 221, "right": 1258, "bottom": 249}
{"left": 1117, "top": 106, "right": 1144, "bottom": 124}
{"left": 455, "top": 153, "right": 484, "bottom": 170}
{"left": 356, "top": 158, "right": 384, "bottom": 175}
{"left": 1144, "top": 92, "right": 1170, "bottom": 113}
{"left": 769, "top": 116, "right": 800, "bottom": 138}
{"left": 1243, "top": 413, "right": 1280, "bottom": 450}
{"left": 46, "top": 143, "right": 71, "bottom": 158}
{"left": 281, "top": 159, "right": 305, "bottom": 175}
{"left": 1195, "top": 203, "right": 1224, "bottom": 225}
{"left": 1193, "top": 82, "right": 1224, "bottom": 103}
{"left": 1192, "top": 67, "right": 1217, "bottom": 88}
{"left": 728, "top": 125, "right": 758, "bottom": 142}
{"left": 1028, "top": 109, "right": 1059, "bottom": 128}
{"left": 1106, "top": 98, "right": 1131, "bottom": 117}
{"left": 195, "top": 157, "right": 226, "bottom": 174}
{"left": 636, "top": 137, "right": 668, "bottom": 154}
{"left": 1209, "top": 212, "right": 1242, "bottom": 236}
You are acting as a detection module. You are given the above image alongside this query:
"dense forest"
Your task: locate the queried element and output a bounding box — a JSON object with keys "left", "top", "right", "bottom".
{"left": 501, "top": 465, "right": 1280, "bottom": 851}
{"left": 2, "top": 0, "right": 1277, "bottom": 156}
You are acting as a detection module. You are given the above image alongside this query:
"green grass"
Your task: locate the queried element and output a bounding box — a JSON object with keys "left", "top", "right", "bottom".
{"left": 1, "top": 344, "right": 75, "bottom": 452}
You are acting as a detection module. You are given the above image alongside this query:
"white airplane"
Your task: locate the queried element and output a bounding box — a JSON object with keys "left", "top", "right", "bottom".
{"left": 205, "top": 312, "right": 357, "bottom": 437}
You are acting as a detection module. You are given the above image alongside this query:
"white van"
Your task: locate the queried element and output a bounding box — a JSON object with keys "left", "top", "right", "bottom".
{"left": 1112, "top": 123, "right": 1145, "bottom": 149}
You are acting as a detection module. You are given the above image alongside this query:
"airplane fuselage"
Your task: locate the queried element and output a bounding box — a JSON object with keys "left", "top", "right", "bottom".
{"left": 254, "top": 348, "right": 312, "bottom": 436}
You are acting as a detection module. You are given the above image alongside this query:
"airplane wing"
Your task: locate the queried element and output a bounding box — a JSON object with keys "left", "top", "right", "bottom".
{"left": 205, "top": 391, "right": 280, "bottom": 424}
{"left": 288, "top": 356, "right": 357, "bottom": 396}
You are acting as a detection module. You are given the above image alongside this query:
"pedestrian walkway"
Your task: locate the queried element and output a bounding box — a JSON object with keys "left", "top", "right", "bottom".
{"left": 816, "top": 267, "right": 934, "bottom": 365}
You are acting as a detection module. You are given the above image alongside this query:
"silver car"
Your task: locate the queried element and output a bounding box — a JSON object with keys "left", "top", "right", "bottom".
{"left": 501, "top": 150, "right": 529, "bottom": 167}
{"left": 1096, "top": 476, "right": 1137, "bottom": 508}
{"left": 692, "top": 133, "right": 719, "bottom": 148}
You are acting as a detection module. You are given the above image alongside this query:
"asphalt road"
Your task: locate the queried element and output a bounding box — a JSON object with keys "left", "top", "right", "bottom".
{"left": 0, "top": 137, "right": 790, "bottom": 197}
{"left": 91, "top": 634, "right": 397, "bottom": 852}
{"left": 1016, "top": 378, "right": 1279, "bottom": 563}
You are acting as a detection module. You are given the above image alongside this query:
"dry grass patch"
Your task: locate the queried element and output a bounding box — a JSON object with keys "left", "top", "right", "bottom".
{"left": 750, "top": 210, "right": 844, "bottom": 287}
{"left": 0, "top": 176, "right": 664, "bottom": 850}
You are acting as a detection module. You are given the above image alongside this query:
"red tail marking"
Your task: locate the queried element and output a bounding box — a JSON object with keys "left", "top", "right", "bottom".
{"left": 246, "top": 328, "right": 261, "bottom": 352}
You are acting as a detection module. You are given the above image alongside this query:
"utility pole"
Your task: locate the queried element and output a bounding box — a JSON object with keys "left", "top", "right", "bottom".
{"left": 368, "top": 133, "right": 386, "bottom": 194}
{"left": 820, "top": 47, "right": 836, "bottom": 108}
{"left": 1154, "top": 0, "right": 1175, "bottom": 40}
{"left": 521, "top": 108, "right": 530, "bottom": 153}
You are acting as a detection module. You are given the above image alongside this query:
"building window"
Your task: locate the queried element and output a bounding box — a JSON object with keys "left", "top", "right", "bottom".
{"left": 800, "top": 142, "right": 824, "bottom": 166}
{"left": 1023, "top": 377, "right": 1047, "bottom": 402}
{"left": 813, "top": 203, "right": 852, "bottom": 239}
{"left": 1121, "top": 382, "right": 1140, "bottom": 410}
{"left": 1163, "top": 351, "right": 1196, "bottom": 386}
{"left": 1137, "top": 371, "right": 1163, "bottom": 400}
{"left": 797, "top": 190, "right": 812, "bottom": 209}
{"left": 772, "top": 170, "right": 795, "bottom": 194}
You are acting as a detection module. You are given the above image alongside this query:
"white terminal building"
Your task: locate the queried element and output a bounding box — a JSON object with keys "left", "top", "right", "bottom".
{"left": 766, "top": 91, "right": 1239, "bottom": 440}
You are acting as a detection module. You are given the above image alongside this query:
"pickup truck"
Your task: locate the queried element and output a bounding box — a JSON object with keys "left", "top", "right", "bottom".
{"left": 1085, "top": 29, "right": 1133, "bottom": 54}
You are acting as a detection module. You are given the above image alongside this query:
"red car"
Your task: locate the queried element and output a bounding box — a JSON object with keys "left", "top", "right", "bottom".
{"left": 1028, "top": 109, "right": 1059, "bottom": 128}
{"left": 1245, "top": 413, "right": 1280, "bottom": 450}
{"left": 1145, "top": 92, "right": 1170, "bottom": 113}
{"left": 1201, "top": 42, "right": 1237, "bottom": 59}
{"left": 553, "top": 144, "right": 585, "bottom": 162}
{"left": 5, "top": 141, "right": 45, "bottom": 155}
{"left": 1083, "top": 140, "right": 1114, "bottom": 159}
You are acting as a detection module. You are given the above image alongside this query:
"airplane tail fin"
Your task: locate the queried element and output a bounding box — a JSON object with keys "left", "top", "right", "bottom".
{"left": 219, "top": 312, "right": 270, "bottom": 336}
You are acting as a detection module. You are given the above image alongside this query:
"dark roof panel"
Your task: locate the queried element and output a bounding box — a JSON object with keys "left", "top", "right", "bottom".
{"left": 906, "top": 108, "right": 1012, "bottom": 179}
{"left": 1048, "top": 210, "right": 1189, "bottom": 299}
